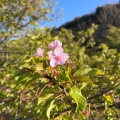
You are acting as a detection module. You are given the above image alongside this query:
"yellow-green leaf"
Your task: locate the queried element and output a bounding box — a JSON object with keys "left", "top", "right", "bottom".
{"left": 67, "top": 86, "right": 86, "bottom": 112}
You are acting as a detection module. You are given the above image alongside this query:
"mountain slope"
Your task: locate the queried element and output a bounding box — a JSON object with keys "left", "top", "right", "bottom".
{"left": 58, "top": 3, "right": 120, "bottom": 44}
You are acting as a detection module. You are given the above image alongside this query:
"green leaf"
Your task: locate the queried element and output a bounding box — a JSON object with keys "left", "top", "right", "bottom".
{"left": 34, "top": 63, "right": 44, "bottom": 73}
{"left": 73, "top": 68, "right": 92, "bottom": 76}
{"left": 104, "top": 95, "right": 113, "bottom": 104}
{"left": 86, "top": 68, "right": 103, "bottom": 76}
{"left": 65, "top": 66, "right": 72, "bottom": 83}
{"left": 80, "top": 82, "right": 87, "bottom": 90}
{"left": 73, "top": 68, "right": 103, "bottom": 76}
{"left": 37, "top": 93, "right": 54, "bottom": 105}
{"left": 60, "top": 114, "right": 73, "bottom": 120}
{"left": 0, "top": 92, "right": 6, "bottom": 99}
{"left": 73, "top": 75, "right": 91, "bottom": 82}
{"left": 73, "top": 75, "right": 97, "bottom": 86}
{"left": 60, "top": 66, "right": 72, "bottom": 83}
{"left": 44, "top": 98, "right": 56, "bottom": 119}
{"left": 67, "top": 86, "right": 86, "bottom": 112}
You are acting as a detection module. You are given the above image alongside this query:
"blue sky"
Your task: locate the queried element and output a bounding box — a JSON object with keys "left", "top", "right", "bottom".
{"left": 44, "top": 0, "right": 119, "bottom": 28}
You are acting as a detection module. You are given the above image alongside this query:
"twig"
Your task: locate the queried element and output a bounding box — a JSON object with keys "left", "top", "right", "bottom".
{"left": 87, "top": 87, "right": 114, "bottom": 101}
{"left": 54, "top": 106, "right": 75, "bottom": 119}
{"left": 60, "top": 96, "right": 67, "bottom": 109}
{"left": 31, "top": 84, "right": 47, "bottom": 101}
{"left": 16, "top": 93, "right": 23, "bottom": 119}
{"left": 111, "top": 107, "right": 120, "bottom": 118}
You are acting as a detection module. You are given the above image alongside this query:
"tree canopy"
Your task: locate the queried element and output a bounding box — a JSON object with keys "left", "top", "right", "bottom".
{"left": 0, "top": 0, "right": 56, "bottom": 44}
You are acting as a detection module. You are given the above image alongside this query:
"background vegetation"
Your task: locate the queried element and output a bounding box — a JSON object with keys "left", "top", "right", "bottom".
{"left": 0, "top": 1, "right": 120, "bottom": 120}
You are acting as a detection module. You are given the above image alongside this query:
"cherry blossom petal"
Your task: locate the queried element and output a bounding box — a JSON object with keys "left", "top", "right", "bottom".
{"left": 54, "top": 47, "right": 63, "bottom": 56}
{"left": 54, "top": 40, "right": 62, "bottom": 47}
{"left": 50, "top": 58, "right": 58, "bottom": 67}
{"left": 34, "top": 47, "right": 43, "bottom": 57}
{"left": 48, "top": 43, "right": 54, "bottom": 48}
{"left": 58, "top": 53, "right": 69, "bottom": 64}
{"left": 48, "top": 40, "right": 62, "bottom": 48}
{"left": 48, "top": 51, "right": 55, "bottom": 59}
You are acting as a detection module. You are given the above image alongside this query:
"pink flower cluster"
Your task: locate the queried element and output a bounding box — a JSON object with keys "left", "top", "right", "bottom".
{"left": 34, "top": 40, "right": 69, "bottom": 67}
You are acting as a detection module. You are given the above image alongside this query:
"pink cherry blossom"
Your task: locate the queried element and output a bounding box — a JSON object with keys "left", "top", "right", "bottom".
{"left": 48, "top": 40, "right": 62, "bottom": 48}
{"left": 48, "top": 47, "right": 69, "bottom": 67}
{"left": 34, "top": 47, "right": 43, "bottom": 58}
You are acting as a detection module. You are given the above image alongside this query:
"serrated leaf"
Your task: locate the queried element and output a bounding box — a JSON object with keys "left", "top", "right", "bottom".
{"left": 67, "top": 86, "right": 86, "bottom": 112}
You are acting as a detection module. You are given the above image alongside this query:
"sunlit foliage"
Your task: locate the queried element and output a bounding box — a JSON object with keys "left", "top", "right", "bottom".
{"left": 0, "top": 25, "right": 120, "bottom": 119}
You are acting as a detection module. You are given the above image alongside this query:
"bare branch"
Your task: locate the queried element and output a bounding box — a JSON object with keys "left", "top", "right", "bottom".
{"left": 87, "top": 87, "right": 114, "bottom": 101}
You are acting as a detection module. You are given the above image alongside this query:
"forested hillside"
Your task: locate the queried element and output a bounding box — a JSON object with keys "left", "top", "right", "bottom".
{"left": 58, "top": 3, "right": 120, "bottom": 45}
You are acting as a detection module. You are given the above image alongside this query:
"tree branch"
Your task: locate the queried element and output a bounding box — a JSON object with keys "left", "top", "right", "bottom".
{"left": 87, "top": 87, "right": 114, "bottom": 101}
